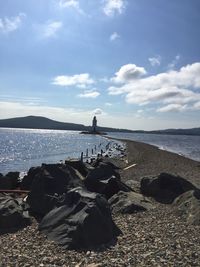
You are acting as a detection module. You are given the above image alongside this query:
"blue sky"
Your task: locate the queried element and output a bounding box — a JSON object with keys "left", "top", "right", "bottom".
{"left": 0, "top": 0, "right": 200, "bottom": 130}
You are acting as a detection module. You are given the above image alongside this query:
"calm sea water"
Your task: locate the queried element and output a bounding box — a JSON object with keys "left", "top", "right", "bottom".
{"left": 107, "top": 132, "right": 200, "bottom": 162}
{"left": 1, "top": 128, "right": 200, "bottom": 175}
{"left": 0, "top": 128, "right": 117, "bottom": 175}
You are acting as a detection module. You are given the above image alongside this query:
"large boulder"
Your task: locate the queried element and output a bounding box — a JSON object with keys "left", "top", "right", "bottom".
{"left": 65, "top": 159, "right": 91, "bottom": 177}
{"left": 0, "top": 172, "right": 20, "bottom": 190}
{"left": 0, "top": 194, "right": 31, "bottom": 233}
{"left": 20, "top": 166, "right": 41, "bottom": 190}
{"left": 27, "top": 163, "right": 84, "bottom": 216}
{"left": 84, "top": 161, "right": 131, "bottom": 199}
{"left": 173, "top": 190, "right": 200, "bottom": 225}
{"left": 39, "top": 187, "right": 121, "bottom": 250}
{"left": 109, "top": 191, "right": 155, "bottom": 214}
{"left": 140, "top": 172, "right": 196, "bottom": 204}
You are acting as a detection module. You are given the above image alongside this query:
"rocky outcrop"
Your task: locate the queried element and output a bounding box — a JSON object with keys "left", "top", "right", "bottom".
{"left": 140, "top": 172, "right": 196, "bottom": 204}
{"left": 27, "top": 163, "right": 84, "bottom": 216}
{"left": 0, "top": 172, "right": 20, "bottom": 190}
{"left": 0, "top": 194, "right": 31, "bottom": 233}
{"left": 173, "top": 190, "right": 200, "bottom": 225}
{"left": 84, "top": 161, "right": 132, "bottom": 199}
{"left": 39, "top": 187, "right": 121, "bottom": 249}
{"left": 109, "top": 191, "right": 155, "bottom": 214}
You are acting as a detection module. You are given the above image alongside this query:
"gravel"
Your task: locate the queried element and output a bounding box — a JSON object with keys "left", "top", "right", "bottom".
{"left": 1, "top": 206, "right": 200, "bottom": 266}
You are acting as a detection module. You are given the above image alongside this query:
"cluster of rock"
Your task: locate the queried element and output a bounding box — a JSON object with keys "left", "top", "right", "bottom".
{"left": 0, "top": 159, "right": 130, "bottom": 249}
{"left": 1, "top": 159, "right": 200, "bottom": 250}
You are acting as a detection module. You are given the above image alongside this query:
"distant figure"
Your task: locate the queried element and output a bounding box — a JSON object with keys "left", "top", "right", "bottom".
{"left": 92, "top": 116, "right": 97, "bottom": 132}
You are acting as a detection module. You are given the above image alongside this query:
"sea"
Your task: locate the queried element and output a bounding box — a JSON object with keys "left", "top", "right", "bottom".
{"left": 0, "top": 128, "right": 123, "bottom": 175}
{"left": 0, "top": 128, "right": 200, "bottom": 175}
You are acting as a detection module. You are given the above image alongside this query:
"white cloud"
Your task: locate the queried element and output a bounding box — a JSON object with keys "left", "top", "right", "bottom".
{"left": 52, "top": 73, "right": 95, "bottom": 87}
{"left": 58, "top": 0, "right": 84, "bottom": 13}
{"left": 59, "top": 0, "right": 79, "bottom": 8}
{"left": 0, "top": 13, "right": 26, "bottom": 33}
{"left": 108, "top": 62, "right": 200, "bottom": 111}
{"left": 111, "top": 64, "right": 147, "bottom": 84}
{"left": 168, "top": 54, "right": 181, "bottom": 70}
{"left": 103, "top": 0, "right": 126, "bottom": 16}
{"left": 78, "top": 90, "right": 100, "bottom": 98}
{"left": 110, "top": 32, "right": 120, "bottom": 41}
{"left": 93, "top": 108, "right": 104, "bottom": 115}
{"left": 148, "top": 55, "right": 161, "bottom": 67}
{"left": 41, "top": 21, "right": 63, "bottom": 38}
{"left": 157, "top": 104, "right": 187, "bottom": 113}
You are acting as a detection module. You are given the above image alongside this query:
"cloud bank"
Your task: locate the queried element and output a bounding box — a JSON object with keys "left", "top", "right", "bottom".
{"left": 108, "top": 62, "right": 200, "bottom": 112}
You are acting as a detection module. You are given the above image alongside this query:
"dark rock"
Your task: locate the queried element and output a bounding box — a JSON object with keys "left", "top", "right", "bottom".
{"left": 39, "top": 187, "right": 121, "bottom": 249}
{"left": 27, "top": 163, "right": 84, "bottom": 216}
{"left": 20, "top": 166, "right": 41, "bottom": 190}
{"left": 0, "top": 194, "right": 31, "bottom": 233}
{"left": 6, "top": 172, "right": 20, "bottom": 189}
{"left": 140, "top": 172, "right": 196, "bottom": 204}
{"left": 0, "top": 176, "right": 11, "bottom": 190}
{"left": 109, "top": 191, "right": 155, "bottom": 214}
{"left": 65, "top": 159, "right": 91, "bottom": 177}
{"left": 84, "top": 161, "right": 131, "bottom": 199}
{"left": 91, "top": 158, "right": 120, "bottom": 170}
{"left": 173, "top": 189, "right": 200, "bottom": 225}
{"left": 0, "top": 172, "right": 20, "bottom": 190}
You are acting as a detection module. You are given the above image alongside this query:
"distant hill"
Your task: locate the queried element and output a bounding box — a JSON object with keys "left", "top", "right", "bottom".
{"left": 147, "top": 128, "right": 200, "bottom": 136}
{"left": 0, "top": 116, "right": 199, "bottom": 135}
{"left": 0, "top": 116, "right": 134, "bottom": 133}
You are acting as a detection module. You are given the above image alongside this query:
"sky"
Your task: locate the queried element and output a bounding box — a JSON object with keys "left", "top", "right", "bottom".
{"left": 0, "top": 0, "right": 200, "bottom": 130}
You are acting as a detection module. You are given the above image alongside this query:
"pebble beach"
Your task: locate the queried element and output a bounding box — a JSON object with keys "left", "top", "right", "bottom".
{"left": 1, "top": 139, "right": 200, "bottom": 267}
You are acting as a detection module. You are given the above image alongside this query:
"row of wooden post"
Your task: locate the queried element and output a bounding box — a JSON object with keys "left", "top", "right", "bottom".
{"left": 80, "top": 142, "right": 111, "bottom": 162}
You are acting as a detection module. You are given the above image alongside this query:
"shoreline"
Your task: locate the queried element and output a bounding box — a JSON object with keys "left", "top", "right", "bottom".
{"left": 109, "top": 137, "right": 200, "bottom": 188}
{"left": 106, "top": 134, "right": 200, "bottom": 162}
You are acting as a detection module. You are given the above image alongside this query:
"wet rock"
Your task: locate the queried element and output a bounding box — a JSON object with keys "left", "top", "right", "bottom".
{"left": 173, "top": 189, "right": 200, "bottom": 225}
{"left": 39, "top": 187, "right": 121, "bottom": 249}
{"left": 0, "top": 194, "right": 31, "bottom": 233}
{"left": 140, "top": 172, "right": 196, "bottom": 204}
{"left": 27, "top": 163, "right": 84, "bottom": 216}
{"left": 84, "top": 161, "right": 131, "bottom": 199}
{"left": 109, "top": 191, "right": 155, "bottom": 214}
